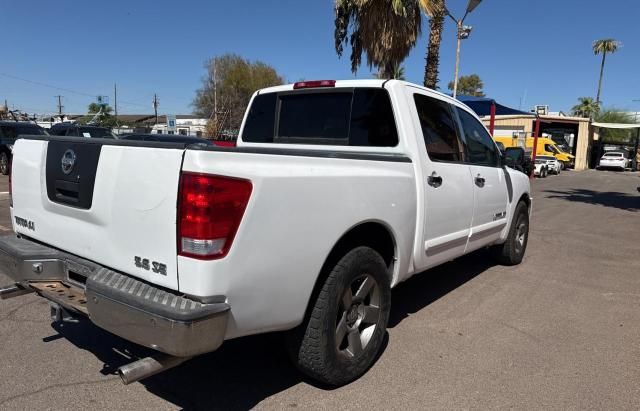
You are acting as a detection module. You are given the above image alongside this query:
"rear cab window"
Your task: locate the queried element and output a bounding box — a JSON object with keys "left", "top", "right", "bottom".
{"left": 242, "top": 88, "right": 398, "bottom": 147}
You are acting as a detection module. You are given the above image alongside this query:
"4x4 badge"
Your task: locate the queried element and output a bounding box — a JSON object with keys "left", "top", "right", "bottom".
{"left": 61, "top": 149, "right": 76, "bottom": 175}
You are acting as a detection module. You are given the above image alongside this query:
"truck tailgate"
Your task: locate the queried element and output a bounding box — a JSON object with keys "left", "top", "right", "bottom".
{"left": 10, "top": 138, "right": 184, "bottom": 290}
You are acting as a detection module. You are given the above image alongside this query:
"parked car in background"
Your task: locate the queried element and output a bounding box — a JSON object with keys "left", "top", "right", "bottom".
{"left": 119, "top": 133, "right": 214, "bottom": 146}
{"left": 0, "top": 121, "right": 48, "bottom": 175}
{"left": 536, "top": 155, "right": 561, "bottom": 175}
{"left": 598, "top": 151, "right": 628, "bottom": 170}
{"left": 48, "top": 123, "right": 116, "bottom": 138}
{"left": 534, "top": 159, "right": 549, "bottom": 178}
{"left": 1, "top": 79, "right": 532, "bottom": 387}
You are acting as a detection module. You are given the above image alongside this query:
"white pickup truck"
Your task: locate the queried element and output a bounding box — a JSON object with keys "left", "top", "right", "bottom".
{"left": 0, "top": 79, "right": 531, "bottom": 386}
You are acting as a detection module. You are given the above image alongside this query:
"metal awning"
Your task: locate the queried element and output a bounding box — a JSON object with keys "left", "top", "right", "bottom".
{"left": 457, "top": 95, "right": 535, "bottom": 117}
{"left": 591, "top": 122, "right": 640, "bottom": 129}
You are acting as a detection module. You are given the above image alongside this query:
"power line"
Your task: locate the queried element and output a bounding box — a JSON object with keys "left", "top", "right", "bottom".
{"left": 0, "top": 71, "right": 150, "bottom": 109}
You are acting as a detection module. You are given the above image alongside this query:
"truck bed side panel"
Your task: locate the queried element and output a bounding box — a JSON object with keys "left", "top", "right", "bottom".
{"left": 179, "top": 149, "right": 417, "bottom": 339}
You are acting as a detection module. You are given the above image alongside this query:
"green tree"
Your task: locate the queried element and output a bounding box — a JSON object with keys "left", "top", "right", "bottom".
{"left": 447, "top": 74, "right": 484, "bottom": 96}
{"left": 593, "top": 39, "right": 621, "bottom": 105}
{"left": 192, "top": 54, "right": 284, "bottom": 133}
{"left": 334, "top": 0, "right": 422, "bottom": 78}
{"left": 571, "top": 97, "right": 600, "bottom": 118}
{"left": 595, "top": 108, "right": 637, "bottom": 141}
{"left": 419, "top": 0, "right": 446, "bottom": 89}
{"left": 82, "top": 103, "right": 117, "bottom": 127}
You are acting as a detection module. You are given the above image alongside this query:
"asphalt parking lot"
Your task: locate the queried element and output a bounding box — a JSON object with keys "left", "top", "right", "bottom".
{"left": 0, "top": 170, "right": 639, "bottom": 410}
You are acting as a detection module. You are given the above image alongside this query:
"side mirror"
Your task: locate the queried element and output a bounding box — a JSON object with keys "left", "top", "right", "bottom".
{"left": 504, "top": 156, "right": 516, "bottom": 168}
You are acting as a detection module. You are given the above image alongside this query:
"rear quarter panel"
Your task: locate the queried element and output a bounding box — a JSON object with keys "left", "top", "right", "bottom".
{"left": 179, "top": 149, "right": 417, "bottom": 339}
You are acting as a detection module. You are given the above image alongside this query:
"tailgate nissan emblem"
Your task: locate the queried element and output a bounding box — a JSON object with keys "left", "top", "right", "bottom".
{"left": 61, "top": 149, "right": 77, "bottom": 175}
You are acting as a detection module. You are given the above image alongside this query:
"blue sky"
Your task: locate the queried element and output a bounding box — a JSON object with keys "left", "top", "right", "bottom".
{"left": 1, "top": 0, "right": 639, "bottom": 115}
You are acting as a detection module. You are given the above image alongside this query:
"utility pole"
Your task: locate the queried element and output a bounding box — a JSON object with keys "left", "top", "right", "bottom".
{"left": 114, "top": 83, "right": 118, "bottom": 123}
{"left": 152, "top": 94, "right": 159, "bottom": 125}
{"left": 55, "top": 95, "right": 64, "bottom": 119}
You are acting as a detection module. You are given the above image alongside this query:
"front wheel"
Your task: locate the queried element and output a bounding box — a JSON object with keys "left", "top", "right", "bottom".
{"left": 286, "top": 246, "right": 391, "bottom": 386}
{"left": 0, "top": 152, "right": 9, "bottom": 176}
{"left": 491, "top": 201, "right": 529, "bottom": 265}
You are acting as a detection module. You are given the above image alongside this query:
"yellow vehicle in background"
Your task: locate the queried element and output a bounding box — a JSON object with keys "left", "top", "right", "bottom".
{"left": 494, "top": 136, "right": 575, "bottom": 169}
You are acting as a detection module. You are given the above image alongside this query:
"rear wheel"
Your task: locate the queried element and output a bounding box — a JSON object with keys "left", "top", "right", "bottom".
{"left": 286, "top": 246, "right": 391, "bottom": 386}
{"left": 491, "top": 201, "right": 529, "bottom": 266}
{"left": 0, "top": 152, "right": 9, "bottom": 176}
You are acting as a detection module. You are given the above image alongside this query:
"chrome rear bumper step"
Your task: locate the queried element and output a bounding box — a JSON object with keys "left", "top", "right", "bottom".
{"left": 0, "top": 234, "right": 230, "bottom": 370}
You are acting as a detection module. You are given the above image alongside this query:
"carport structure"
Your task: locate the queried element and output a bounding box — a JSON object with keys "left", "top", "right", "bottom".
{"left": 458, "top": 95, "right": 544, "bottom": 162}
{"left": 591, "top": 122, "right": 640, "bottom": 170}
{"left": 459, "top": 95, "right": 593, "bottom": 170}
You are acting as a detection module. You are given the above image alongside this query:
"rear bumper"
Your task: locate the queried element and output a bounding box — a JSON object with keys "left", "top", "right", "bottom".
{"left": 599, "top": 161, "right": 625, "bottom": 169}
{"left": 0, "top": 234, "right": 229, "bottom": 357}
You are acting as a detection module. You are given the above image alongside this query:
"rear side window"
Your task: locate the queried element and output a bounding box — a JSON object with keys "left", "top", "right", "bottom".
{"left": 413, "top": 94, "right": 462, "bottom": 162}
{"left": 456, "top": 107, "right": 499, "bottom": 167}
{"left": 242, "top": 88, "right": 398, "bottom": 147}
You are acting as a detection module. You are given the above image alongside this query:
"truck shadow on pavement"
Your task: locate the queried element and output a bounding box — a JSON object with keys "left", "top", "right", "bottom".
{"left": 388, "top": 250, "right": 497, "bottom": 328}
{"left": 542, "top": 189, "right": 639, "bottom": 212}
{"left": 49, "top": 250, "right": 497, "bottom": 410}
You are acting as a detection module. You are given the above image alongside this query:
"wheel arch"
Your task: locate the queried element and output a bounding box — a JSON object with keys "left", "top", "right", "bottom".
{"left": 302, "top": 220, "right": 397, "bottom": 322}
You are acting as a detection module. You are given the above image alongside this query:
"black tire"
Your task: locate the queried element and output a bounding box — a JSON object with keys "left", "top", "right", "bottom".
{"left": 0, "top": 152, "right": 9, "bottom": 176}
{"left": 286, "top": 246, "right": 391, "bottom": 386}
{"left": 559, "top": 162, "right": 565, "bottom": 171}
{"left": 491, "top": 201, "right": 529, "bottom": 266}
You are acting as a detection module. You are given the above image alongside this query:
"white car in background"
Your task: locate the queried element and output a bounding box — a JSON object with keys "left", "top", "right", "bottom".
{"left": 598, "top": 152, "right": 628, "bottom": 170}
{"left": 534, "top": 159, "right": 549, "bottom": 178}
{"left": 536, "top": 155, "right": 561, "bottom": 175}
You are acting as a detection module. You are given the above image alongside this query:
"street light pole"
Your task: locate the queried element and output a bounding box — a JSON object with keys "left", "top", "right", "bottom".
{"left": 453, "top": 21, "right": 463, "bottom": 99}
{"left": 447, "top": 0, "right": 483, "bottom": 99}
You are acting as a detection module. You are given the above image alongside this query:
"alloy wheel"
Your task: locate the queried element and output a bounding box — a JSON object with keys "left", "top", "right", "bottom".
{"left": 336, "top": 274, "right": 381, "bottom": 358}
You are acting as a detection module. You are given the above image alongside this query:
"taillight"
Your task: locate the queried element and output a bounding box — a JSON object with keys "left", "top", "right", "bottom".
{"left": 178, "top": 173, "right": 252, "bottom": 260}
{"left": 293, "top": 80, "right": 336, "bottom": 89}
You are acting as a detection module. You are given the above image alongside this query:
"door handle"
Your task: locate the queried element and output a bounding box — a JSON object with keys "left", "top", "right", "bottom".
{"left": 428, "top": 172, "right": 443, "bottom": 188}
{"left": 475, "top": 174, "right": 485, "bottom": 187}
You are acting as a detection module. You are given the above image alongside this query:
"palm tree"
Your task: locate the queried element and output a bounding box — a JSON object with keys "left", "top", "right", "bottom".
{"left": 419, "top": 0, "right": 446, "bottom": 89}
{"left": 592, "top": 39, "right": 621, "bottom": 105}
{"left": 334, "top": 0, "right": 421, "bottom": 78}
{"left": 571, "top": 97, "right": 600, "bottom": 118}
{"left": 375, "top": 64, "right": 406, "bottom": 80}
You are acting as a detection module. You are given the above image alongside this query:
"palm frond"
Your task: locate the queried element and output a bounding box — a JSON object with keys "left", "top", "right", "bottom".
{"left": 592, "top": 39, "right": 622, "bottom": 55}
